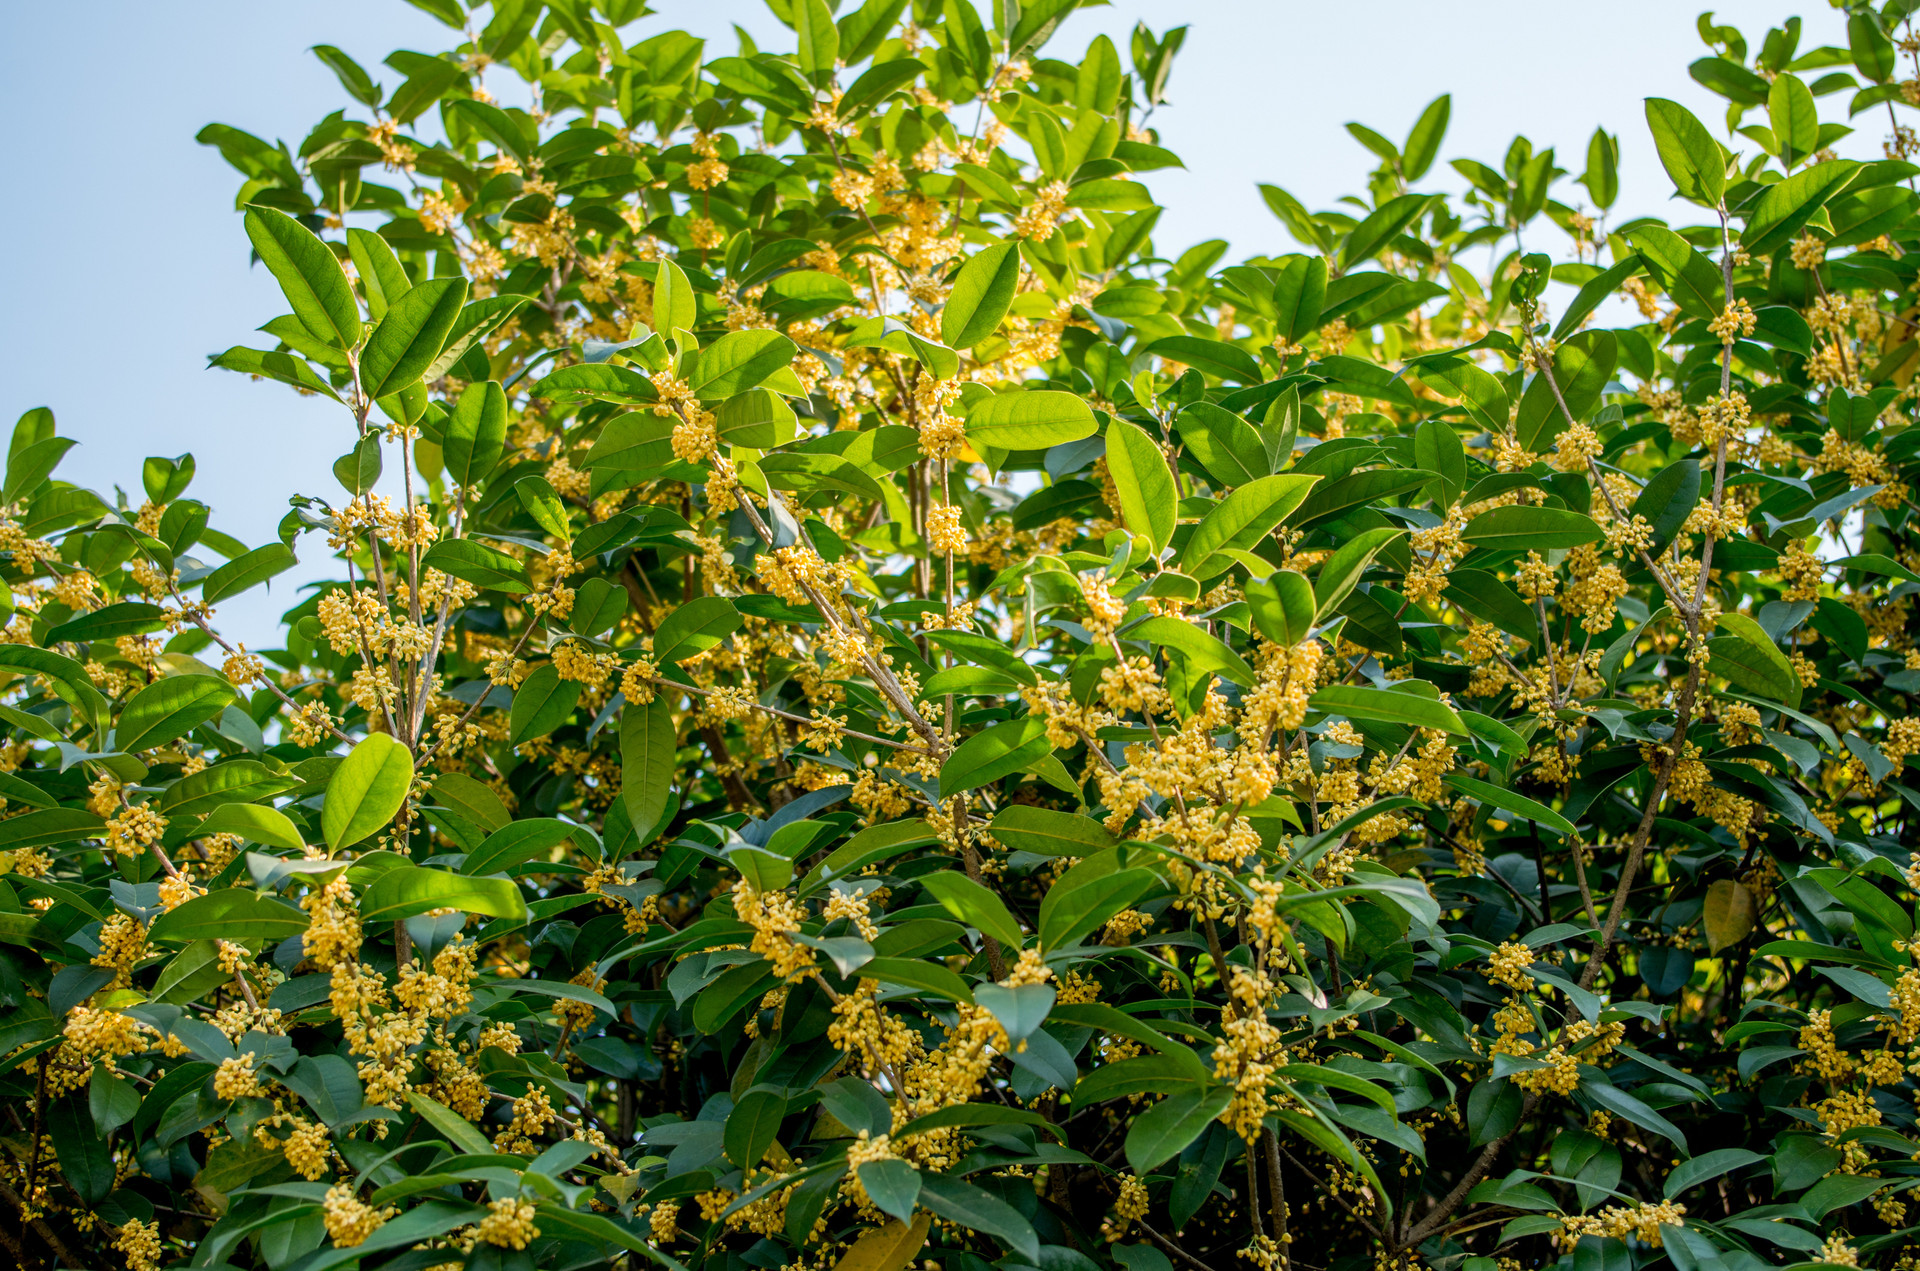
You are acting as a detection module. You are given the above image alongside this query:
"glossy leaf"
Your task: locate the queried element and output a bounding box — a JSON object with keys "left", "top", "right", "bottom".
{"left": 323, "top": 732, "right": 414, "bottom": 850}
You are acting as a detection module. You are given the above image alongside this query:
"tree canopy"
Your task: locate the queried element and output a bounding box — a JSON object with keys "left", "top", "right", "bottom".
{"left": 7, "top": 3, "right": 1920, "bottom": 1271}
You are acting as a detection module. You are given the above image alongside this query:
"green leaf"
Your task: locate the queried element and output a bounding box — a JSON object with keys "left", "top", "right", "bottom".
{"left": 918, "top": 870, "right": 1024, "bottom": 949}
{"left": 1340, "top": 194, "right": 1436, "bottom": 272}
{"left": 50, "top": 1096, "right": 113, "bottom": 1205}
{"left": 1631, "top": 460, "right": 1701, "bottom": 556}
{"left": 243, "top": 205, "right": 362, "bottom": 350}
{"left": 570, "top": 577, "right": 629, "bottom": 638}
{"left": 1176, "top": 402, "right": 1267, "bottom": 487}
{"left": 1129, "top": 616, "right": 1255, "bottom": 687}
{"left": 208, "top": 346, "right": 342, "bottom": 402}
{"left": 449, "top": 97, "right": 530, "bottom": 162}
{"left": 938, "top": 715, "right": 1051, "bottom": 799}
{"left": 1445, "top": 773, "right": 1576, "bottom": 836}
{"left": 973, "top": 981, "right": 1056, "bottom": 1045}
{"left": 44, "top": 602, "right": 168, "bottom": 646}
{"left": 838, "top": 58, "right": 925, "bottom": 120}
{"left": 1413, "top": 358, "right": 1508, "bottom": 434}
{"left": 716, "top": 388, "right": 800, "bottom": 449}
{"left": 3, "top": 438, "right": 77, "bottom": 505}
{"left": 654, "top": 596, "right": 742, "bottom": 666}
{"left": 1461, "top": 506, "right": 1604, "bottom": 551}
{"left": 405, "top": 1091, "right": 494, "bottom": 1155}
{"left": 196, "top": 803, "right": 305, "bottom": 852}
{"left": 151, "top": 940, "right": 231, "bottom": 1005}
{"left": 386, "top": 55, "right": 465, "bottom": 124}
{"left": 1768, "top": 73, "right": 1819, "bottom": 164}
{"left": 1313, "top": 527, "right": 1406, "bottom": 620}
{"left": 730, "top": 849, "right": 795, "bottom": 898}
{"left": 1741, "top": 160, "right": 1860, "bottom": 256}
{"left": 202, "top": 543, "right": 297, "bottom": 604}
{"left": 1851, "top": 13, "right": 1896, "bottom": 83}
{"left": 362, "top": 865, "right": 526, "bottom": 921}
{"left": 1271, "top": 255, "right": 1328, "bottom": 348}
{"left": 509, "top": 977, "right": 616, "bottom": 1020}
{"left": 463, "top": 819, "right": 579, "bottom": 877}
{"left": 965, "top": 391, "right": 1097, "bottom": 450}
{"left": 1126, "top": 1086, "right": 1234, "bottom": 1172}
{"left": 1186, "top": 474, "right": 1321, "bottom": 580}
{"left": 916, "top": 1174, "right": 1039, "bottom": 1262}
{"left": 1038, "top": 865, "right": 1157, "bottom": 949}
{"left": 360, "top": 277, "right": 466, "bottom": 399}
{"left": 759, "top": 453, "right": 888, "bottom": 504}
{"left": 420, "top": 539, "right": 532, "bottom": 594}
{"left": 727, "top": 1088, "right": 788, "bottom": 1170}
{"left": 1007, "top": 0, "right": 1077, "bottom": 54}
{"left": 536, "top": 363, "right": 659, "bottom": 406}
{"left": 148, "top": 888, "right": 309, "bottom": 946}
{"left": 1553, "top": 254, "right": 1643, "bottom": 341}
{"left": 429, "top": 772, "right": 511, "bottom": 835}
{"left": 795, "top": 0, "right": 839, "bottom": 80}
{"left": 1413, "top": 419, "right": 1466, "bottom": 493}
{"left": 0, "top": 809, "right": 103, "bottom": 853}
{"left": 1445, "top": 570, "right": 1538, "bottom": 643}
{"left": 346, "top": 227, "right": 409, "bottom": 320}
{"left": 0, "top": 646, "right": 108, "bottom": 736}
{"left": 1289, "top": 467, "right": 1434, "bottom": 529}
{"left": 621, "top": 696, "right": 676, "bottom": 841}
{"left": 1583, "top": 1082, "right": 1687, "bottom": 1154}
{"left": 990, "top": 805, "right": 1115, "bottom": 857}
{"left": 704, "top": 56, "right": 812, "bottom": 114}
{"left": 1584, "top": 127, "right": 1620, "bottom": 210}
{"left": 444, "top": 381, "right": 507, "bottom": 488}
{"left": 1627, "top": 225, "right": 1725, "bottom": 323}
{"left": 509, "top": 663, "right": 581, "bottom": 745}
{"left": 1105, "top": 419, "right": 1176, "bottom": 555}
{"left": 691, "top": 330, "right": 799, "bottom": 400}
{"left": 87, "top": 1066, "right": 141, "bottom": 1140}
{"left": 1311, "top": 684, "right": 1468, "bottom": 735}
{"left": 312, "top": 43, "right": 382, "bottom": 106}
{"left": 1708, "top": 612, "right": 1802, "bottom": 707}
{"left": 1403, "top": 94, "right": 1451, "bottom": 180}
{"left": 859, "top": 956, "right": 975, "bottom": 1004}
{"left": 0, "top": 771, "right": 53, "bottom": 811}
{"left": 941, "top": 243, "right": 1020, "bottom": 349}
{"left": 333, "top": 434, "right": 382, "bottom": 496}
{"left": 424, "top": 295, "right": 527, "bottom": 383}
{"left": 1247, "top": 570, "right": 1317, "bottom": 646}
{"left": 323, "top": 732, "right": 415, "bottom": 851}
{"left": 117, "top": 676, "right": 236, "bottom": 754}
{"left": 514, "top": 475, "right": 571, "bottom": 540}
{"left": 1645, "top": 98, "right": 1726, "bottom": 207}
{"left": 1514, "top": 329, "right": 1617, "bottom": 453}
{"left": 1664, "top": 1147, "right": 1765, "bottom": 1199}
{"left": 858, "top": 1159, "right": 922, "bottom": 1225}
{"left": 1143, "top": 336, "right": 1261, "bottom": 383}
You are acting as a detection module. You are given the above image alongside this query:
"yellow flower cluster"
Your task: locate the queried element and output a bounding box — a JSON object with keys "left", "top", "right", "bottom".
{"left": 1556, "top": 1200, "right": 1686, "bottom": 1250}
{"left": 733, "top": 878, "right": 818, "bottom": 981}
{"left": 323, "top": 1184, "right": 397, "bottom": 1247}
{"left": 475, "top": 1197, "right": 541, "bottom": 1250}
{"left": 1485, "top": 941, "right": 1536, "bottom": 991}
{"left": 104, "top": 805, "right": 166, "bottom": 857}
{"left": 1212, "top": 966, "right": 1285, "bottom": 1140}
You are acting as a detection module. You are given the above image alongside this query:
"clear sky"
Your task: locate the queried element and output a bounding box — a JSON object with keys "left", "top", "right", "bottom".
{"left": 0, "top": 0, "right": 1862, "bottom": 646}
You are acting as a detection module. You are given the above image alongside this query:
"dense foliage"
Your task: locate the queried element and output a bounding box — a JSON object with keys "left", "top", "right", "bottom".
{"left": 17, "top": 1, "right": 1920, "bottom": 1269}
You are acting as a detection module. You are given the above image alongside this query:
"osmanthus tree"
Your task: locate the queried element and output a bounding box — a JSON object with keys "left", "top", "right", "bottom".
{"left": 12, "top": 1, "right": 1920, "bottom": 1269}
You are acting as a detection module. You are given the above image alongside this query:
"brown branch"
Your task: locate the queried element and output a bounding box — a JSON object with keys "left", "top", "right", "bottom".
{"left": 0, "top": 1177, "right": 89, "bottom": 1271}
{"left": 1392, "top": 1092, "right": 1539, "bottom": 1249}
{"left": 1263, "top": 1127, "right": 1291, "bottom": 1268}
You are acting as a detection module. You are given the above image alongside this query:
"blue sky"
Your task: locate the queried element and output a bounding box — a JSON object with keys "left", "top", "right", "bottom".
{"left": 0, "top": 0, "right": 1860, "bottom": 647}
